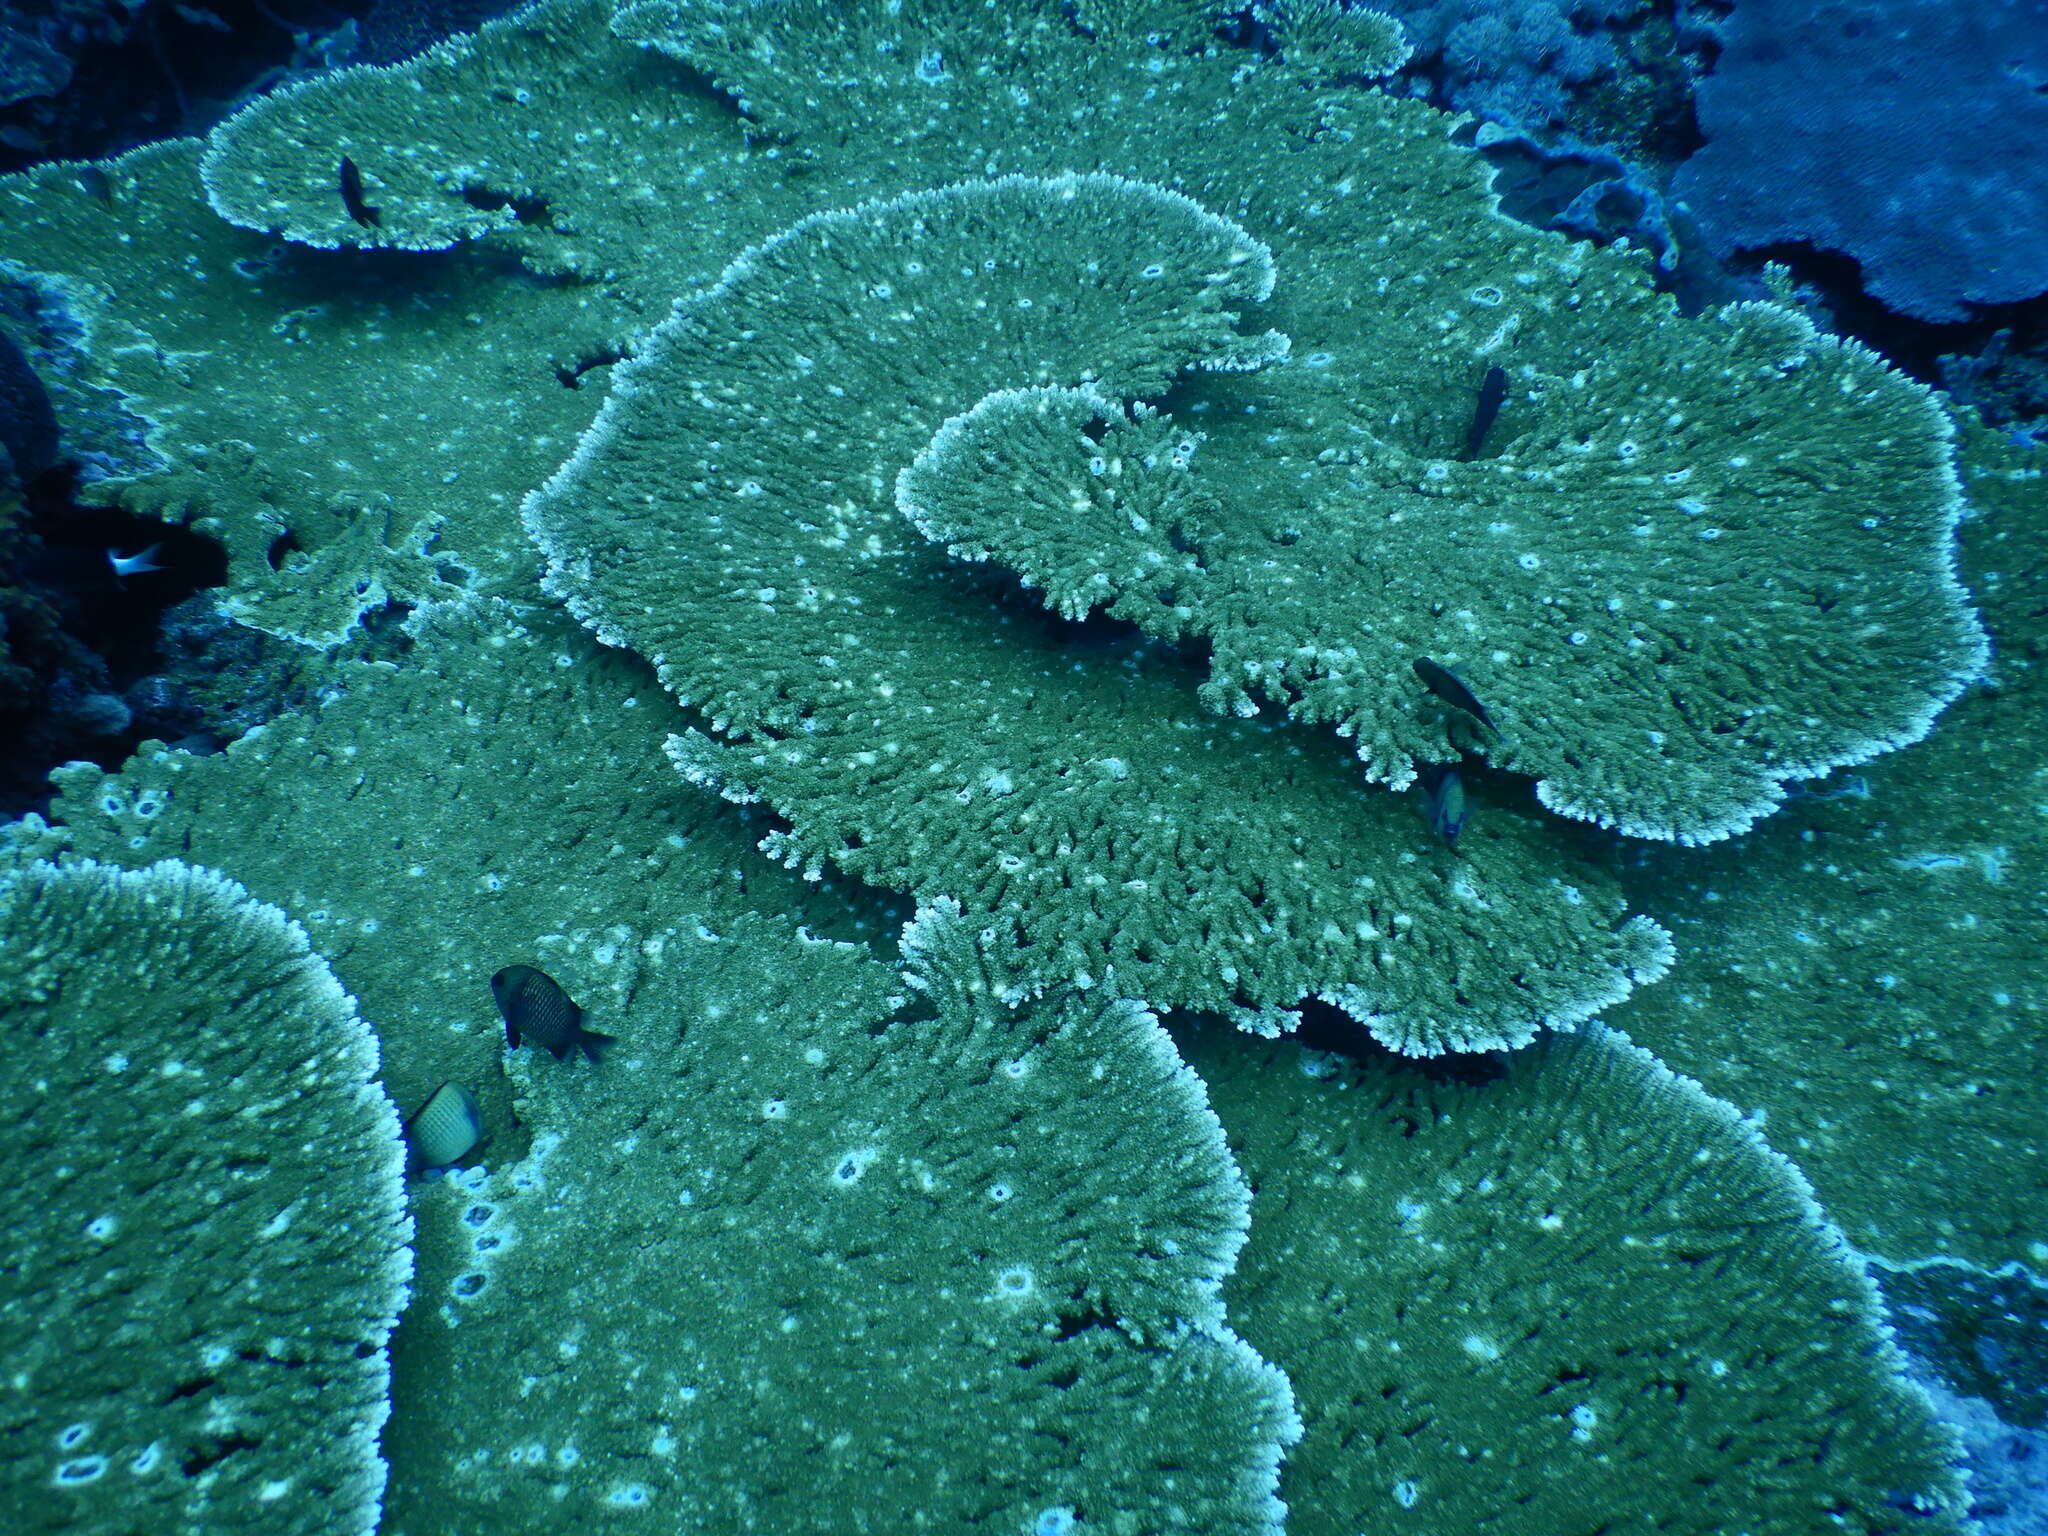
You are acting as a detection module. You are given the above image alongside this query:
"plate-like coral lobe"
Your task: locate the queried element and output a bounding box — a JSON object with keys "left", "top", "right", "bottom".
{"left": 1186, "top": 1022, "right": 1968, "bottom": 1536}
{"left": 30, "top": 598, "right": 889, "bottom": 1132}
{"left": 1605, "top": 420, "right": 2048, "bottom": 1278}
{"left": 901, "top": 316, "right": 1985, "bottom": 845}
{"left": 0, "top": 858, "right": 411, "bottom": 1536}
{"left": 525, "top": 172, "right": 1670, "bottom": 1053}
{"left": 388, "top": 905, "right": 1297, "bottom": 1532}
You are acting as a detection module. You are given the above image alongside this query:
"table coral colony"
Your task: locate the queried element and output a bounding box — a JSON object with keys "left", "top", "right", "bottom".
{"left": 0, "top": 1, "right": 2037, "bottom": 1534}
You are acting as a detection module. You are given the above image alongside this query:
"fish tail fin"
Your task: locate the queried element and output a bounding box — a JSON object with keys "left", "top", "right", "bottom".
{"left": 581, "top": 1031, "right": 618, "bottom": 1064}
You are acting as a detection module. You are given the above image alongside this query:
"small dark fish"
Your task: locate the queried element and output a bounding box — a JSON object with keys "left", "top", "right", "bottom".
{"left": 492, "top": 964, "right": 613, "bottom": 1063}
{"left": 76, "top": 166, "right": 113, "bottom": 205}
{"left": 405, "top": 1082, "right": 483, "bottom": 1170}
{"left": 107, "top": 542, "right": 166, "bottom": 581}
{"left": 1420, "top": 766, "right": 1469, "bottom": 843}
{"left": 1412, "top": 656, "right": 1496, "bottom": 734}
{"left": 1458, "top": 364, "right": 1509, "bottom": 461}
{"left": 339, "top": 156, "right": 381, "bottom": 228}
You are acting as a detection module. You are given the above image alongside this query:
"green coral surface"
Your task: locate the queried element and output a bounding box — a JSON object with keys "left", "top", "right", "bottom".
{"left": 899, "top": 328, "right": 1983, "bottom": 845}
{"left": 524, "top": 167, "right": 1671, "bottom": 1054}
{"left": 388, "top": 905, "right": 1296, "bottom": 1532}
{"left": 0, "top": 0, "right": 2028, "bottom": 1529}
{"left": 1600, "top": 421, "right": 2048, "bottom": 1391}
{"left": 1186, "top": 1022, "right": 1965, "bottom": 1535}
{"left": 27, "top": 597, "right": 893, "bottom": 1141}
{"left": 0, "top": 858, "right": 411, "bottom": 1536}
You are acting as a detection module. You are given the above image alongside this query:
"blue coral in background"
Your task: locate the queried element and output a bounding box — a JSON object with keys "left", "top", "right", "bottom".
{"left": 1674, "top": 0, "right": 2048, "bottom": 321}
{"left": 1364, "top": 0, "right": 1650, "bottom": 125}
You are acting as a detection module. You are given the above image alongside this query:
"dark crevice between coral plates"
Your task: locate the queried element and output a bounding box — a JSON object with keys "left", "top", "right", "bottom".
{"left": 1, "top": 466, "right": 223, "bottom": 812}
